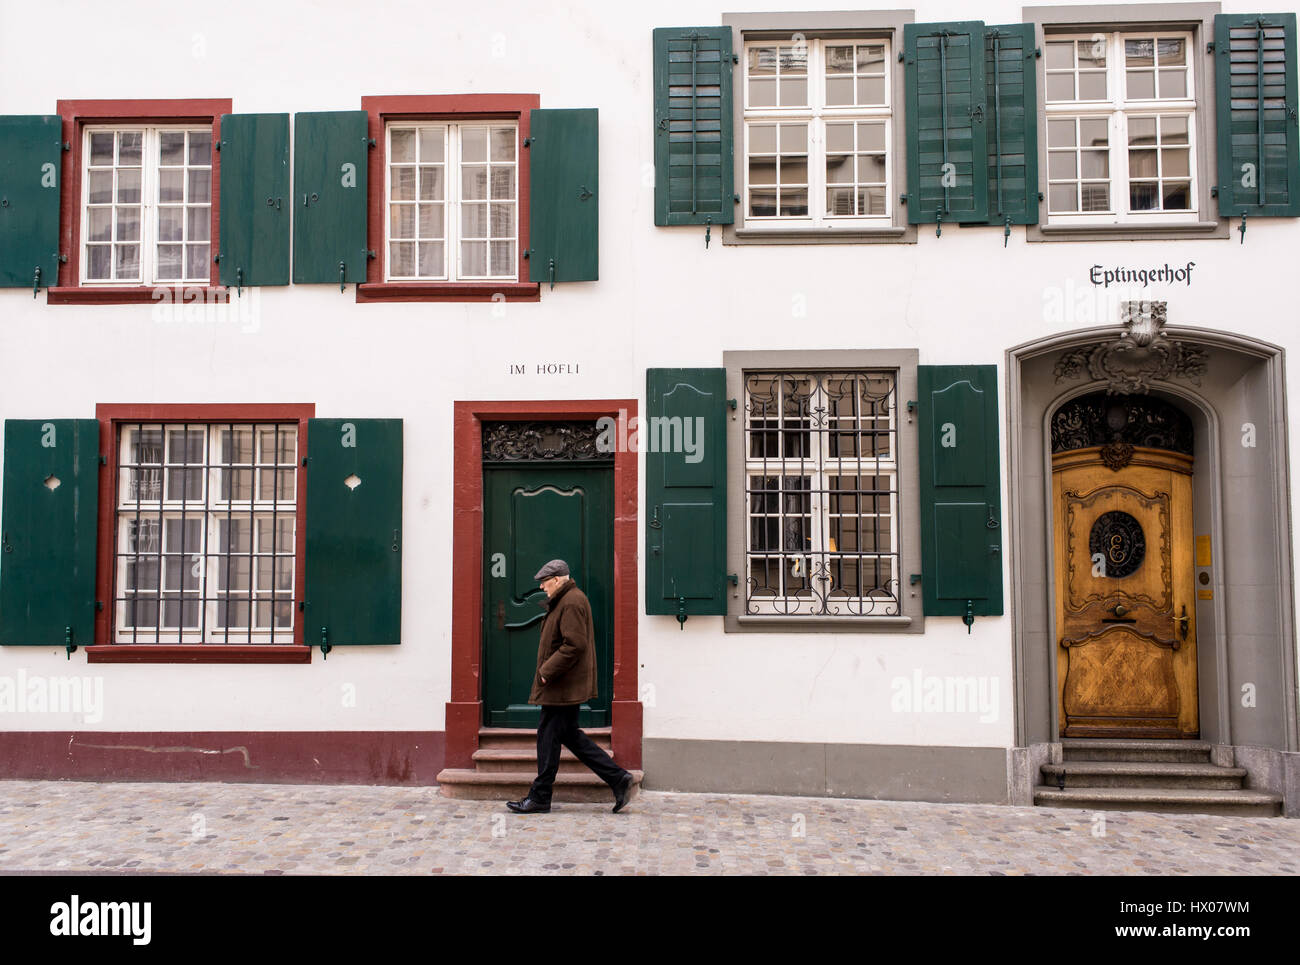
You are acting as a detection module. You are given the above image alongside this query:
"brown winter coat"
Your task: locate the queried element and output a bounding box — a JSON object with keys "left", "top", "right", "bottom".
{"left": 527, "top": 579, "right": 598, "bottom": 706}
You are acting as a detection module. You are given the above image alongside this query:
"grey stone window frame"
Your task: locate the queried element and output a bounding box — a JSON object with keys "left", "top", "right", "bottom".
{"left": 723, "top": 349, "right": 924, "bottom": 633}
{"left": 1024, "top": 2, "right": 1229, "bottom": 241}
{"left": 721, "top": 10, "right": 919, "bottom": 246}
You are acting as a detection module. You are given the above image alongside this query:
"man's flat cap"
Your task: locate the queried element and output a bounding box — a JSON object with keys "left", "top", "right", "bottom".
{"left": 533, "top": 559, "right": 570, "bottom": 581}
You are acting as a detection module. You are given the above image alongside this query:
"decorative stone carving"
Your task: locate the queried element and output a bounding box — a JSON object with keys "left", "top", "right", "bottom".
{"left": 1052, "top": 301, "right": 1208, "bottom": 394}
{"left": 482, "top": 421, "right": 605, "bottom": 461}
{"left": 1051, "top": 392, "right": 1193, "bottom": 459}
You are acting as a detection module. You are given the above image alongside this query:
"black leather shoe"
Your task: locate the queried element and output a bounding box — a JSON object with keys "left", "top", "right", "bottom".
{"left": 612, "top": 772, "right": 634, "bottom": 813}
{"left": 506, "top": 797, "right": 550, "bottom": 814}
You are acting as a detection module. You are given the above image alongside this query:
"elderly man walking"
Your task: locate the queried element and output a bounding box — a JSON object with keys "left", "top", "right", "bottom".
{"left": 506, "top": 559, "right": 635, "bottom": 814}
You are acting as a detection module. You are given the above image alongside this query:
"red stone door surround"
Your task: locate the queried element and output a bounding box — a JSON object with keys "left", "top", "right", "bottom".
{"left": 446, "top": 400, "right": 642, "bottom": 769}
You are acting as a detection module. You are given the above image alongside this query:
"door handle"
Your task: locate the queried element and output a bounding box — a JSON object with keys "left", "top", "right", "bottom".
{"left": 497, "top": 600, "right": 505, "bottom": 630}
{"left": 1178, "top": 604, "right": 1189, "bottom": 640}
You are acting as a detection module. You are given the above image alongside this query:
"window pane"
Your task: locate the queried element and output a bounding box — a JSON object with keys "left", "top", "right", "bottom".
{"left": 1161, "top": 115, "right": 1188, "bottom": 144}
{"left": 390, "top": 204, "right": 415, "bottom": 238}
{"left": 462, "top": 165, "right": 487, "bottom": 200}
{"left": 780, "top": 77, "right": 807, "bottom": 105}
{"left": 1049, "top": 183, "right": 1078, "bottom": 212}
{"left": 489, "top": 203, "right": 514, "bottom": 237}
{"left": 1080, "top": 151, "right": 1109, "bottom": 178}
{"left": 115, "top": 244, "right": 139, "bottom": 279}
{"left": 1045, "top": 42, "right": 1073, "bottom": 70}
{"left": 158, "top": 206, "right": 183, "bottom": 242}
{"left": 1158, "top": 69, "right": 1185, "bottom": 98}
{"left": 157, "top": 244, "right": 182, "bottom": 280}
{"left": 780, "top": 157, "right": 807, "bottom": 183}
{"left": 160, "top": 132, "right": 186, "bottom": 165}
{"left": 390, "top": 167, "right": 415, "bottom": 201}
{"left": 490, "top": 126, "right": 515, "bottom": 161}
{"left": 825, "top": 76, "right": 853, "bottom": 105}
{"left": 1157, "top": 38, "right": 1185, "bottom": 65}
{"left": 1048, "top": 152, "right": 1077, "bottom": 179}
{"left": 826, "top": 45, "right": 853, "bottom": 73}
{"left": 1127, "top": 70, "right": 1155, "bottom": 99}
{"left": 88, "top": 170, "right": 113, "bottom": 203}
{"left": 858, "top": 122, "right": 886, "bottom": 152}
{"left": 489, "top": 241, "right": 514, "bottom": 275}
{"left": 88, "top": 208, "right": 112, "bottom": 242}
{"left": 185, "top": 244, "right": 208, "bottom": 279}
{"left": 1046, "top": 73, "right": 1075, "bottom": 101}
{"left": 1078, "top": 39, "right": 1106, "bottom": 69}
{"left": 418, "top": 202, "right": 444, "bottom": 239}
{"left": 749, "top": 188, "right": 776, "bottom": 217}
{"left": 1078, "top": 72, "right": 1107, "bottom": 99}
{"left": 390, "top": 129, "right": 415, "bottom": 162}
{"left": 490, "top": 167, "right": 515, "bottom": 200}
{"left": 188, "top": 131, "right": 212, "bottom": 164}
{"left": 1129, "top": 116, "right": 1157, "bottom": 145}
{"left": 1047, "top": 119, "right": 1076, "bottom": 147}
{"left": 90, "top": 132, "right": 114, "bottom": 165}
{"left": 857, "top": 77, "right": 885, "bottom": 104}
{"left": 462, "top": 203, "right": 487, "bottom": 237}
{"left": 1080, "top": 118, "right": 1108, "bottom": 147}
{"left": 117, "top": 168, "right": 141, "bottom": 203}
{"left": 389, "top": 241, "right": 415, "bottom": 276}
{"left": 1125, "top": 38, "right": 1155, "bottom": 67}
{"left": 187, "top": 208, "right": 210, "bottom": 242}
{"left": 187, "top": 169, "right": 211, "bottom": 203}
{"left": 748, "top": 124, "right": 776, "bottom": 154}
{"left": 87, "top": 245, "right": 111, "bottom": 279}
{"left": 779, "top": 188, "right": 808, "bottom": 217}
{"left": 749, "top": 78, "right": 776, "bottom": 106}
{"left": 159, "top": 169, "right": 183, "bottom": 202}
{"left": 1130, "top": 182, "right": 1159, "bottom": 210}
{"left": 418, "top": 241, "right": 444, "bottom": 276}
{"left": 461, "top": 127, "right": 487, "bottom": 162}
{"left": 418, "top": 127, "right": 444, "bottom": 162}
{"left": 461, "top": 240, "right": 487, "bottom": 276}
{"left": 1162, "top": 181, "right": 1190, "bottom": 209}
{"left": 1128, "top": 149, "right": 1158, "bottom": 178}
{"left": 1081, "top": 183, "right": 1109, "bottom": 211}
{"left": 118, "top": 131, "right": 143, "bottom": 164}
{"left": 418, "top": 166, "right": 443, "bottom": 200}
{"left": 779, "top": 124, "right": 806, "bottom": 153}
{"left": 1163, "top": 148, "right": 1190, "bottom": 178}
{"left": 117, "top": 207, "right": 140, "bottom": 241}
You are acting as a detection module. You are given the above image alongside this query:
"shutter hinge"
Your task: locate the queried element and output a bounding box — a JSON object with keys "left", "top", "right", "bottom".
{"left": 367, "top": 137, "right": 376, "bottom": 148}
{"left": 63, "top": 141, "right": 70, "bottom": 151}
{"left": 909, "top": 574, "right": 921, "bottom": 585}
{"left": 731, "top": 53, "right": 738, "bottom": 64}
{"left": 98, "top": 455, "right": 107, "bottom": 465}
{"left": 899, "top": 193, "right": 908, "bottom": 205}
{"left": 523, "top": 136, "right": 534, "bottom": 148}
{"left": 726, "top": 573, "right": 738, "bottom": 589}
{"left": 0, "top": 532, "right": 10, "bottom": 554}
{"left": 733, "top": 193, "right": 740, "bottom": 204}
{"left": 301, "top": 456, "right": 308, "bottom": 466}
{"left": 905, "top": 400, "right": 917, "bottom": 422}
{"left": 963, "top": 600, "right": 975, "bottom": 633}
{"left": 95, "top": 601, "right": 104, "bottom": 611}
{"left": 1034, "top": 47, "right": 1041, "bottom": 59}
{"left": 366, "top": 249, "right": 376, "bottom": 259}
{"left": 1206, "top": 41, "right": 1215, "bottom": 53}
{"left": 726, "top": 398, "right": 737, "bottom": 410}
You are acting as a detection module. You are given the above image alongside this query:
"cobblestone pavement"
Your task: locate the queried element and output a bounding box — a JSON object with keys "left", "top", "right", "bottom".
{"left": 0, "top": 780, "right": 1296, "bottom": 875}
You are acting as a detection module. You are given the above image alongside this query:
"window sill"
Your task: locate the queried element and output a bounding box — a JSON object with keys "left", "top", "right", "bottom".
{"left": 86, "top": 645, "right": 311, "bottom": 664}
{"left": 355, "top": 281, "right": 540, "bottom": 303}
{"left": 47, "top": 286, "right": 229, "bottom": 305}
{"left": 1029, "top": 220, "right": 1228, "bottom": 242}
{"left": 727, "top": 614, "right": 918, "bottom": 633}
{"left": 724, "top": 225, "right": 915, "bottom": 245}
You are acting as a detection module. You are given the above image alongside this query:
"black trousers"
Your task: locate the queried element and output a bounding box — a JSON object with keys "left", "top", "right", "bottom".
{"left": 528, "top": 703, "right": 628, "bottom": 805}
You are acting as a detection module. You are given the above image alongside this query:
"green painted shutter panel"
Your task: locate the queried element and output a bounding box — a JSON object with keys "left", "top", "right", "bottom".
{"left": 904, "top": 21, "right": 990, "bottom": 226}
{"left": 1214, "top": 13, "right": 1300, "bottom": 217}
{"left": 645, "top": 368, "right": 727, "bottom": 619}
{"left": 0, "top": 115, "right": 62, "bottom": 290}
{"left": 984, "top": 24, "right": 1039, "bottom": 226}
{"left": 305, "top": 419, "right": 402, "bottom": 647}
{"left": 653, "top": 26, "right": 735, "bottom": 226}
{"left": 217, "top": 113, "right": 290, "bottom": 288}
{"left": 528, "top": 108, "right": 598, "bottom": 285}
{"left": 0, "top": 420, "right": 100, "bottom": 647}
{"left": 293, "top": 110, "right": 370, "bottom": 285}
{"left": 917, "top": 365, "right": 1003, "bottom": 618}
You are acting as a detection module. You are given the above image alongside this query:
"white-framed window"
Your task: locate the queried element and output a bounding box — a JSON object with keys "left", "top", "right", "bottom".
{"left": 81, "top": 126, "right": 213, "bottom": 285}
{"left": 114, "top": 422, "right": 297, "bottom": 644}
{"left": 743, "top": 371, "right": 900, "bottom": 617}
{"left": 742, "top": 38, "right": 892, "bottom": 227}
{"left": 1044, "top": 31, "right": 1197, "bottom": 224}
{"left": 385, "top": 122, "right": 518, "bottom": 281}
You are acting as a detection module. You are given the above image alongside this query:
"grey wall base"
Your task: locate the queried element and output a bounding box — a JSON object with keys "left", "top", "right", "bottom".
{"left": 1234, "top": 745, "right": 1300, "bottom": 818}
{"left": 643, "top": 739, "right": 1008, "bottom": 804}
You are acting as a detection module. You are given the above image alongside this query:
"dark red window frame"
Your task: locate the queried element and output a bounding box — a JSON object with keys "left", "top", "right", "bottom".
{"left": 88, "top": 403, "right": 314, "bottom": 664}
{"left": 50, "top": 98, "right": 232, "bottom": 305}
{"left": 357, "top": 94, "right": 541, "bottom": 303}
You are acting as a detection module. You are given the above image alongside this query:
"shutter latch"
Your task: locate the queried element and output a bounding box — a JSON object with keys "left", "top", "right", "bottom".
{"left": 963, "top": 600, "right": 975, "bottom": 633}
{"left": 320, "top": 626, "right": 331, "bottom": 658}
{"left": 65, "top": 626, "right": 76, "bottom": 659}
{"left": 339, "top": 260, "right": 346, "bottom": 293}
{"left": 32, "top": 266, "right": 41, "bottom": 298}
{"left": 1239, "top": 212, "right": 1247, "bottom": 244}
{"left": 676, "top": 596, "right": 688, "bottom": 629}
{"left": 704, "top": 216, "right": 712, "bottom": 249}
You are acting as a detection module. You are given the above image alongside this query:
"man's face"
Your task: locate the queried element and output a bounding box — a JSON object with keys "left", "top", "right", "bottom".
{"left": 539, "top": 575, "right": 566, "bottom": 598}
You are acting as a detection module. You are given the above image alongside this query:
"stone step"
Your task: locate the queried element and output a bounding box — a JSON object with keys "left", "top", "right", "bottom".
{"left": 1041, "top": 760, "right": 1246, "bottom": 790}
{"left": 477, "top": 727, "right": 612, "bottom": 752}
{"left": 1061, "top": 739, "right": 1212, "bottom": 764}
{"left": 472, "top": 747, "right": 619, "bottom": 775}
{"left": 1034, "top": 785, "right": 1282, "bottom": 817}
{"left": 435, "top": 768, "right": 644, "bottom": 803}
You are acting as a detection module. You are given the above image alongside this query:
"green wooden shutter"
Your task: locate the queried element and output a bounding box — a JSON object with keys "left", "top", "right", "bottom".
{"left": 0, "top": 420, "right": 99, "bottom": 648}
{"left": 645, "top": 368, "right": 727, "bottom": 621}
{"left": 305, "top": 419, "right": 402, "bottom": 648}
{"left": 293, "top": 110, "right": 371, "bottom": 286}
{"left": 653, "top": 26, "right": 735, "bottom": 226}
{"left": 527, "top": 108, "right": 598, "bottom": 286}
{"left": 0, "top": 115, "right": 63, "bottom": 290}
{"left": 217, "top": 113, "right": 290, "bottom": 289}
{"left": 1215, "top": 13, "right": 1300, "bottom": 217}
{"left": 917, "top": 365, "right": 1003, "bottom": 620}
{"left": 983, "top": 24, "right": 1039, "bottom": 227}
{"left": 904, "top": 22, "right": 990, "bottom": 227}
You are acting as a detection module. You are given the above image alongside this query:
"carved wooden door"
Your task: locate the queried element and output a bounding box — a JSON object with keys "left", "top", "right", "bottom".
{"left": 1053, "top": 445, "right": 1198, "bottom": 738}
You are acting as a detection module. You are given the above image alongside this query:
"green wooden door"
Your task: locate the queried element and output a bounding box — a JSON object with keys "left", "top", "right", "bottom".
{"left": 482, "top": 465, "right": 613, "bottom": 728}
